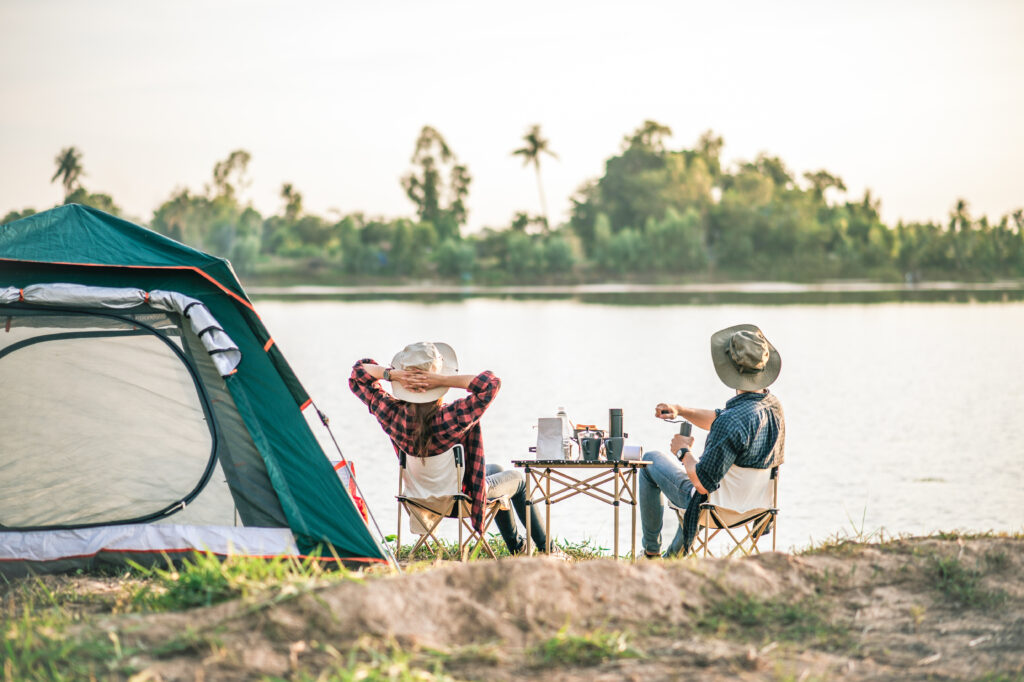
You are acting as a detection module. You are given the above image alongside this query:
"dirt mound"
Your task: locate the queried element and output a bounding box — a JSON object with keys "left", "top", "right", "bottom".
{"left": 16, "top": 536, "right": 1024, "bottom": 680}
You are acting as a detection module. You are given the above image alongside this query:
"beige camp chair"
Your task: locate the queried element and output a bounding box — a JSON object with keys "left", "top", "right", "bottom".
{"left": 396, "top": 444, "right": 508, "bottom": 561}
{"left": 670, "top": 465, "right": 779, "bottom": 558}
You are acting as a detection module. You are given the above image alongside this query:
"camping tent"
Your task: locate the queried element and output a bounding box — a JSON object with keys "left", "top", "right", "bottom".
{"left": 0, "top": 204, "right": 388, "bottom": 576}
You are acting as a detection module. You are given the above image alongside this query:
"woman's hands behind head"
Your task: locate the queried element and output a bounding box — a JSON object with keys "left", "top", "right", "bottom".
{"left": 394, "top": 368, "right": 443, "bottom": 393}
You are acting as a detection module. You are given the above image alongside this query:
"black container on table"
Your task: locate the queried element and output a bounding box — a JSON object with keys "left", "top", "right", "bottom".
{"left": 609, "top": 408, "right": 623, "bottom": 438}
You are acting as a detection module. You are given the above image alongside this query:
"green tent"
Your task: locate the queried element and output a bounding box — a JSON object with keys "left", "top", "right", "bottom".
{"left": 0, "top": 204, "right": 388, "bottom": 575}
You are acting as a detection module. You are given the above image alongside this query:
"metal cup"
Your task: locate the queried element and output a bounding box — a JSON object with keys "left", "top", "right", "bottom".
{"left": 581, "top": 437, "right": 603, "bottom": 461}
{"left": 604, "top": 436, "right": 624, "bottom": 462}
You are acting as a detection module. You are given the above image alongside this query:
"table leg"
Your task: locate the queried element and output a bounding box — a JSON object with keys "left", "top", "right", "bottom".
{"left": 545, "top": 469, "right": 552, "bottom": 553}
{"left": 630, "top": 468, "right": 638, "bottom": 562}
{"left": 613, "top": 464, "right": 621, "bottom": 559}
{"left": 523, "top": 465, "right": 532, "bottom": 556}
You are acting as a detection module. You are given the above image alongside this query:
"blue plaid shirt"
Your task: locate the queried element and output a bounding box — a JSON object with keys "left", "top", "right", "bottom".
{"left": 681, "top": 390, "right": 785, "bottom": 554}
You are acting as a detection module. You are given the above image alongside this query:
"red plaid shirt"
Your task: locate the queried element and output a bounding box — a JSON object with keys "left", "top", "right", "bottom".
{"left": 349, "top": 359, "right": 500, "bottom": 532}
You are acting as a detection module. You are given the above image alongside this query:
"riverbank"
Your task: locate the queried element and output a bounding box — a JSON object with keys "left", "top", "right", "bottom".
{"left": 243, "top": 280, "right": 1024, "bottom": 305}
{"left": 4, "top": 533, "right": 1022, "bottom": 680}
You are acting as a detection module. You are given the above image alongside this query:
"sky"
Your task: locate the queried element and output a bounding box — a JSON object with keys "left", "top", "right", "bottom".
{"left": 1, "top": 0, "right": 1021, "bottom": 231}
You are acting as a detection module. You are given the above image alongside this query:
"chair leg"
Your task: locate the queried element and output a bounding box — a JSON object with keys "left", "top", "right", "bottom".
{"left": 464, "top": 521, "right": 496, "bottom": 561}
{"left": 396, "top": 500, "right": 402, "bottom": 560}
{"left": 698, "top": 508, "right": 779, "bottom": 558}
{"left": 705, "top": 527, "right": 725, "bottom": 557}
{"left": 726, "top": 524, "right": 757, "bottom": 558}
{"left": 748, "top": 514, "right": 773, "bottom": 555}
{"left": 405, "top": 504, "right": 449, "bottom": 560}
{"left": 467, "top": 504, "right": 502, "bottom": 560}
{"left": 457, "top": 506, "right": 467, "bottom": 562}
{"left": 721, "top": 524, "right": 751, "bottom": 557}
{"left": 409, "top": 530, "right": 437, "bottom": 560}
{"left": 410, "top": 525, "right": 442, "bottom": 560}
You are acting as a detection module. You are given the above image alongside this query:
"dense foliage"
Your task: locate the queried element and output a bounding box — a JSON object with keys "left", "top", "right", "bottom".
{"left": 4, "top": 122, "right": 1021, "bottom": 282}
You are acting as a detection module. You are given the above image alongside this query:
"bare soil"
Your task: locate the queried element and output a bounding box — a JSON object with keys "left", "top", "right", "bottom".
{"left": 10, "top": 536, "right": 1024, "bottom": 681}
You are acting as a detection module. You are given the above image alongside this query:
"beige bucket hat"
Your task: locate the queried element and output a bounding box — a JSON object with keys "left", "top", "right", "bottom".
{"left": 389, "top": 341, "right": 459, "bottom": 403}
{"left": 710, "top": 324, "right": 781, "bottom": 391}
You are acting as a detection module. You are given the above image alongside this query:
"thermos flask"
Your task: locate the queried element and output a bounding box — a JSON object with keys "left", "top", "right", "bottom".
{"left": 609, "top": 408, "right": 623, "bottom": 438}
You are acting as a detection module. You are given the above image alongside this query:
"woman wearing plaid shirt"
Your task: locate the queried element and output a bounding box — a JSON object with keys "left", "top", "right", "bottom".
{"left": 349, "top": 342, "right": 550, "bottom": 556}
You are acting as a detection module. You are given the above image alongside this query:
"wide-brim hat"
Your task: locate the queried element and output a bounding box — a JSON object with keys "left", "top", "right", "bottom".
{"left": 389, "top": 341, "right": 459, "bottom": 403}
{"left": 710, "top": 324, "right": 781, "bottom": 391}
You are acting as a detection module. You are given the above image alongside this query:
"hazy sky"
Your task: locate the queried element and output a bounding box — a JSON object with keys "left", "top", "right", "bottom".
{"left": 1, "top": 0, "right": 1021, "bottom": 231}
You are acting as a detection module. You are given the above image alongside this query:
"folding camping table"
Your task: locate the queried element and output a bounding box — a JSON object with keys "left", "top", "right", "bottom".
{"left": 511, "top": 459, "right": 649, "bottom": 560}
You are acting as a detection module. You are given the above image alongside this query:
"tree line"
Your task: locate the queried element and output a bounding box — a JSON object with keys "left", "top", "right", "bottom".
{"left": 5, "top": 122, "right": 1022, "bottom": 282}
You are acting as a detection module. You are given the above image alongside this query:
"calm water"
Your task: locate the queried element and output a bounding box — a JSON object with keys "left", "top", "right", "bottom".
{"left": 258, "top": 299, "right": 1024, "bottom": 554}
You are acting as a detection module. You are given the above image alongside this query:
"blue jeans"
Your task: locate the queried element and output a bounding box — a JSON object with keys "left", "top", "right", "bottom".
{"left": 486, "top": 464, "right": 548, "bottom": 553}
{"left": 639, "top": 450, "right": 695, "bottom": 557}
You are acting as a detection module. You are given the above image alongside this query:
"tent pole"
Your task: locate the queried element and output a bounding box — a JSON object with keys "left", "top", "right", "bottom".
{"left": 314, "top": 403, "right": 401, "bottom": 573}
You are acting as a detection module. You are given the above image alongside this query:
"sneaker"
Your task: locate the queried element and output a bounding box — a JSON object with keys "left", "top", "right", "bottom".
{"left": 543, "top": 546, "right": 571, "bottom": 561}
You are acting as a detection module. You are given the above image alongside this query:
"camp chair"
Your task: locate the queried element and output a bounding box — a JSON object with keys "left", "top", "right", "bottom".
{"left": 395, "top": 444, "right": 508, "bottom": 561}
{"left": 670, "top": 465, "right": 779, "bottom": 558}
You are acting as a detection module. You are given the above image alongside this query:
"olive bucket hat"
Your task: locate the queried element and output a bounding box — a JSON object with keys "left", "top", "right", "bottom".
{"left": 710, "top": 324, "right": 781, "bottom": 391}
{"left": 389, "top": 341, "right": 459, "bottom": 403}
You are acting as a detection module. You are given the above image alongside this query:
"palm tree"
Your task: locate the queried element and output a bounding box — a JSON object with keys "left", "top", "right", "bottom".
{"left": 512, "top": 124, "right": 558, "bottom": 229}
{"left": 51, "top": 147, "right": 83, "bottom": 201}
{"left": 281, "top": 183, "right": 303, "bottom": 222}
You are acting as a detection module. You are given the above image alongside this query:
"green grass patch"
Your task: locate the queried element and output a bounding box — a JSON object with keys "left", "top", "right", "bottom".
{"left": 983, "top": 549, "right": 1011, "bottom": 572}
{"left": 557, "top": 537, "right": 607, "bottom": 560}
{"left": 392, "top": 536, "right": 495, "bottom": 562}
{"left": 696, "top": 592, "right": 854, "bottom": 651}
{"left": 530, "top": 626, "right": 641, "bottom": 667}
{"left": 2, "top": 607, "right": 137, "bottom": 680}
{"left": 268, "top": 637, "right": 456, "bottom": 682}
{"left": 390, "top": 535, "right": 596, "bottom": 562}
{"left": 128, "top": 551, "right": 361, "bottom": 612}
{"left": 930, "top": 555, "right": 1007, "bottom": 609}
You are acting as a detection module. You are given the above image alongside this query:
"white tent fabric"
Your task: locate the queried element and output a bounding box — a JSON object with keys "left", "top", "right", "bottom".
{"left": 0, "top": 524, "right": 299, "bottom": 563}
{"left": 0, "top": 283, "right": 240, "bottom": 375}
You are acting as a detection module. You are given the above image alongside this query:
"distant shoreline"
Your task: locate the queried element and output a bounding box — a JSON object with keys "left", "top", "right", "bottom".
{"left": 245, "top": 280, "right": 1024, "bottom": 304}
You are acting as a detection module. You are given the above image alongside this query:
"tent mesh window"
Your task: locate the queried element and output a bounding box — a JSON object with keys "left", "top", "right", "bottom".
{"left": 0, "top": 308, "right": 241, "bottom": 530}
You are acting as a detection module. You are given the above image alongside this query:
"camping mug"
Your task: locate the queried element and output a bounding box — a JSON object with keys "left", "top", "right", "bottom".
{"left": 604, "top": 437, "right": 624, "bottom": 462}
{"left": 581, "top": 437, "right": 603, "bottom": 461}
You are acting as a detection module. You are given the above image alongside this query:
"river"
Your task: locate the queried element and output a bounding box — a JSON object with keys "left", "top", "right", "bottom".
{"left": 256, "top": 298, "right": 1024, "bottom": 554}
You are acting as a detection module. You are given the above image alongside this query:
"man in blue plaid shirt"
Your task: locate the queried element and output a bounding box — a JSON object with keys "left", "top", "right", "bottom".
{"left": 639, "top": 324, "right": 786, "bottom": 557}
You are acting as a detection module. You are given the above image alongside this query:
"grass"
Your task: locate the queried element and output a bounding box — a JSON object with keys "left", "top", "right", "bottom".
{"left": 802, "top": 528, "right": 1024, "bottom": 558}
{"left": 264, "top": 637, "right": 458, "bottom": 682}
{"left": 529, "top": 626, "right": 641, "bottom": 667}
{"left": 799, "top": 507, "right": 891, "bottom": 556}
{"left": 2, "top": 581, "right": 137, "bottom": 680}
{"left": 3, "top": 532, "right": 1021, "bottom": 678}
{"left": 930, "top": 554, "right": 1007, "bottom": 609}
{"left": 0, "top": 552, "right": 368, "bottom": 680}
{"left": 128, "top": 551, "right": 361, "bottom": 612}
{"left": 695, "top": 591, "right": 855, "bottom": 652}
{"left": 389, "top": 534, "right": 605, "bottom": 563}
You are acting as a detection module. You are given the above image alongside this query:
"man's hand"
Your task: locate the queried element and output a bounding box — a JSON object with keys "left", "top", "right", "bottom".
{"left": 654, "top": 403, "right": 679, "bottom": 420}
{"left": 671, "top": 433, "right": 695, "bottom": 455}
